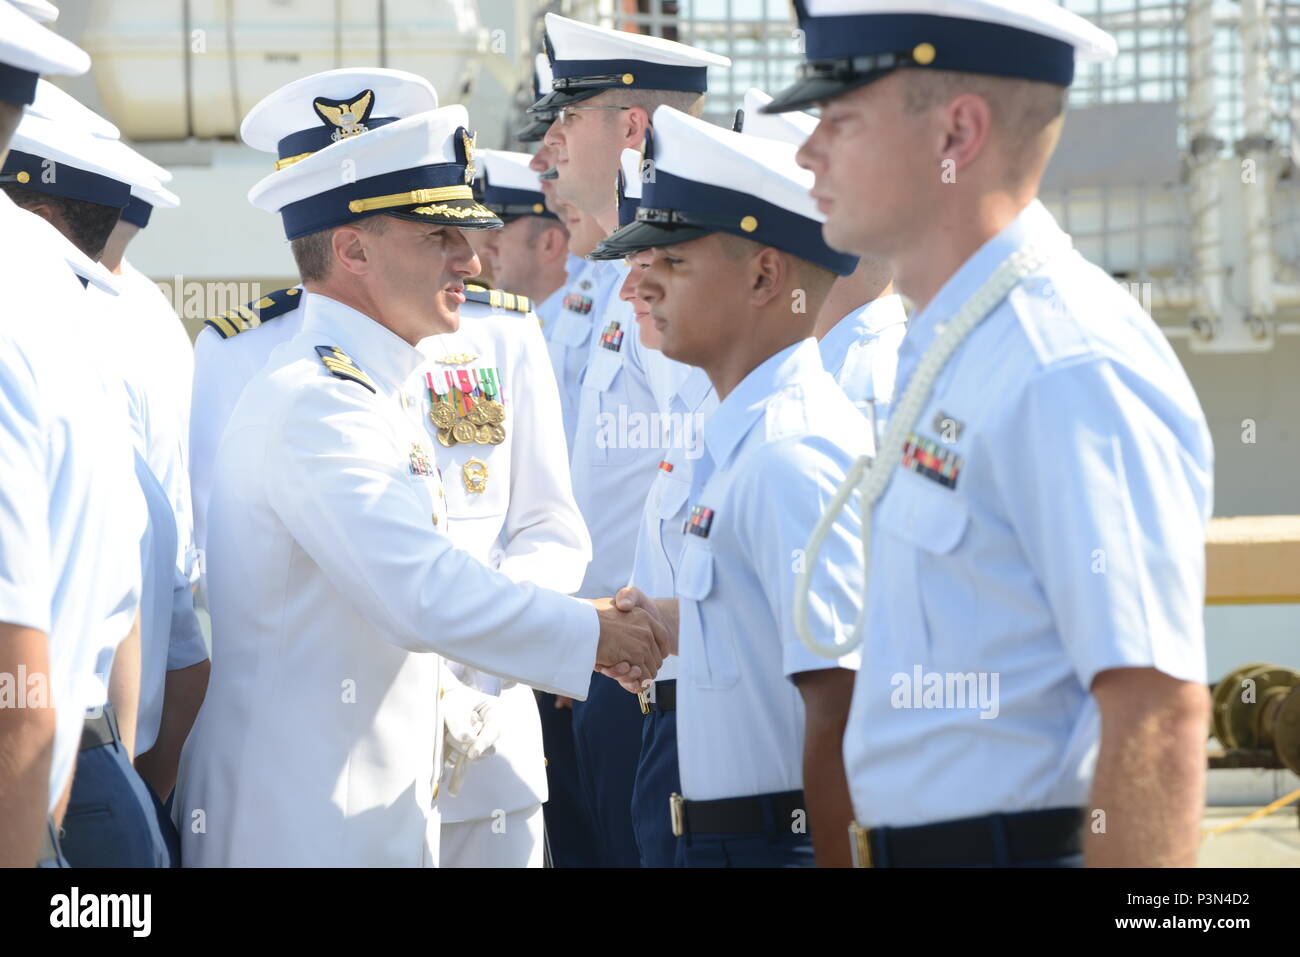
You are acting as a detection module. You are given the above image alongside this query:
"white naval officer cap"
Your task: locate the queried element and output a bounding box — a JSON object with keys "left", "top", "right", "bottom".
{"left": 592, "top": 105, "right": 858, "bottom": 276}
{"left": 44, "top": 78, "right": 179, "bottom": 226}
{"left": 29, "top": 78, "right": 120, "bottom": 138}
{"left": 5, "top": 79, "right": 180, "bottom": 221}
{"left": 1, "top": 109, "right": 162, "bottom": 211}
{"left": 478, "top": 148, "right": 557, "bottom": 221}
{"left": 740, "top": 88, "right": 817, "bottom": 146}
{"left": 240, "top": 67, "right": 439, "bottom": 168}
{"left": 764, "top": 0, "right": 1118, "bottom": 114}
{"left": 515, "top": 53, "right": 555, "bottom": 142}
{"left": 247, "top": 103, "right": 499, "bottom": 240}
{"left": 0, "top": 0, "right": 89, "bottom": 105}
{"left": 529, "top": 12, "right": 731, "bottom": 114}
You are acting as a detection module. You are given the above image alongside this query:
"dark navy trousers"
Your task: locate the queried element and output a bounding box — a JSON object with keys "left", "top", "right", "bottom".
{"left": 570, "top": 673, "right": 643, "bottom": 867}
{"left": 631, "top": 684, "right": 681, "bottom": 867}
{"left": 60, "top": 707, "right": 170, "bottom": 868}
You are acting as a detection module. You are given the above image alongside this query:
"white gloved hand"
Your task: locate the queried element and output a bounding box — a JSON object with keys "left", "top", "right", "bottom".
{"left": 441, "top": 685, "right": 502, "bottom": 796}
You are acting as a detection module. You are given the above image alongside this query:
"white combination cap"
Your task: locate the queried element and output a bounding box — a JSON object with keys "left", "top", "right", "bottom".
{"left": 0, "top": 0, "right": 89, "bottom": 103}
{"left": 248, "top": 104, "right": 499, "bottom": 239}
{"left": 240, "top": 67, "right": 439, "bottom": 166}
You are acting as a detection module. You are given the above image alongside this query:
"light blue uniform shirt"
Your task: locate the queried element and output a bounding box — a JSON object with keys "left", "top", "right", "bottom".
{"left": 629, "top": 366, "right": 718, "bottom": 684}
{"left": 570, "top": 262, "right": 669, "bottom": 599}
{"left": 817, "top": 293, "right": 908, "bottom": 423}
{"left": 844, "top": 200, "right": 1214, "bottom": 828}
{"left": 543, "top": 255, "right": 604, "bottom": 455}
{"left": 675, "top": 339, "right": 866, "bottom": 802}
{"left": 133, "top": 452, "right": 207, "bottom": 757}
{"left": 0, "top": 193, "right": 145, "bottom": 811}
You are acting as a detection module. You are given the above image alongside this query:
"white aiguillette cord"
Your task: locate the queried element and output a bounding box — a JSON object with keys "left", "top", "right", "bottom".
{"left": 794, "top": 234, "right": 1074, "bottom": 658}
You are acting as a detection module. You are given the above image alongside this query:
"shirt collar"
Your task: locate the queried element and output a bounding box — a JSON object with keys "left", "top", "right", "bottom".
{"left": 673, "top": 365, "right": 715, "bottom": 414}
{"left": 301, "top": 292, "right": 428, "bottom": 396}
{"left": 818, "top": 293, "right": 908, "bottom": 378}
{"left": 703, "top": 338, "right": 822, "bottom": 470}
{"left": 897, "top": 199, "right": 1063, "bottom": 390}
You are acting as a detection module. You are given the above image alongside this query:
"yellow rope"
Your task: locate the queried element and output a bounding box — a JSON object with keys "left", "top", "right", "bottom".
{"left": 1202, "top": 785, "right": 1300, "bottom": 838}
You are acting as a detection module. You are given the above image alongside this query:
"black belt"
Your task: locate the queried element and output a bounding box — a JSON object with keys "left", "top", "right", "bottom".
{"left": 670, "top": 789, "right": 804, "bottom": 837}
{"left": 79, "top": 707, "right": 118, "bottom": 752}
{"left": 851, "top": 807, "right": 1085, "bottom": 867}
{"left": 642, "top": 680, "right": 676, "bottom": 714}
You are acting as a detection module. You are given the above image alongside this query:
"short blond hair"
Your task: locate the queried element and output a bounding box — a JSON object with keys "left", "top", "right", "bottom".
{"left": 598, "top": 88, "right": 705, "bottom": 119}
{"left": 901, "top": 69, "right": 1067, "bottom": 185}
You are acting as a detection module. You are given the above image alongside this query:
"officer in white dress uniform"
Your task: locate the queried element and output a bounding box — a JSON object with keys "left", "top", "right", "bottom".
{"left": 530, "top": 10, "right": 731, "bottom": 868}
{"left": 0, "top": 0, "right": 145, "bottom": 868}
{"left": 599, "top": 106, "right": 867, "bottom": 867}
{"left": 174, "top": 100, "right": 666, "bottom": 867}
{"left": 773, "top": 0, "right": 1214, "bottom": 867}
{"left": 189, "top": 69, "right": 441, "bottom": 562}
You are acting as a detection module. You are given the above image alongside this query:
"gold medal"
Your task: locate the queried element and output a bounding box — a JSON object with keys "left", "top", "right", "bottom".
{"left": 467, "top": 404, "right": 488, "bottom": 427}
{"left": 482, "top": 400, "right": 505, "bottom": 425}
{"left": 452, "top": 419, "right": 476, "bottom": 444}
{"left": 430, "top": 403, "right": 455, "bottom": 430}
{"left": 487, "top": 424, "right": 506, "bottom": 445}
{"left": 436, "top": 428, "right": 455, "bottom": 448}
{"left": 474, "top": 424, "right": 493, "bottom": 445}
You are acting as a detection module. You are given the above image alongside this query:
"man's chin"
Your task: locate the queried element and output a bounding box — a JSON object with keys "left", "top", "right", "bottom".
{"left": 824, "top": 213, "right": 878, "bottom": 259}
{"left": 430, "top": 302, "right": 460, "bottom": 334}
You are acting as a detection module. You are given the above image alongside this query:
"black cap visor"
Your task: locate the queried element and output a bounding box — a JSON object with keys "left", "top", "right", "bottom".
{"left": 762, "top": 67, "right": 893, "bottom": 114}
{"left": 515, "top": 115, "right": 554, "bottom": 142}
{"left": 527, "top": 86, "right": 602, "bottom": 114}
{"left": 590, "top": 219, "right": 714, "bottom": 261}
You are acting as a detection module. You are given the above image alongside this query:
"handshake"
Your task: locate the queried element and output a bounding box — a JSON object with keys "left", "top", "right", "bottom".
{"left": 588, "top": 587, "right": 679, "bottom": 694}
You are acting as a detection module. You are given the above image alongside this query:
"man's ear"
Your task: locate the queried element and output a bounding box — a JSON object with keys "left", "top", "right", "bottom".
{"left": 541, "top": 223, "right": 567, "bottom": 263}
{"left": 331, "top": 225, "right": 371, "bottom": 277}
{"left": 749, "top": 246, "right": 786, "bottom": 308}
{"left": 621, "top": 106, "right": 651, "bottom": 150}
{"left": 939, "top": 92, "right": 993, "bottom": 179}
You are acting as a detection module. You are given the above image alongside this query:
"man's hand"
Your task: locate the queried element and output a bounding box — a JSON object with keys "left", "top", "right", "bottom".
{"left": 614, "top": 586, "right": 679, "bottom": 655}
{"left": 589, "top": 598, "right": 670, "bottom": 693}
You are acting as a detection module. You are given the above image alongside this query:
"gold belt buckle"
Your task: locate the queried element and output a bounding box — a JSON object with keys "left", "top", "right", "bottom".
{"left": 848, "top": 820, "right": 873, "bottom": 868}
{"left": 638, "top": 689, "right": 652, "bottom": 715}
{"left": 670, "top": 792, "right": 685, "bottom": 837}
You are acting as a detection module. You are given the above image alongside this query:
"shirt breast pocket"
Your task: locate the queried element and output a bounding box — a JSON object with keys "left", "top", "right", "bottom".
{"left": 582, "top": 349, "right": 635, "bottom": 466}
{"left": 441, "top": 448, "right": 507, "bottom": 516}
{"left": 875, "top": 476, "right": 974, "bottom": 663}
{"left": 551, "top": 312, "right": 590, "bottom": 349}
{"left": 652, "top": 471, "right": 691, "bottom": 523}
{"left": 676, "top": 544, "right": 740, "bottom": 691}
